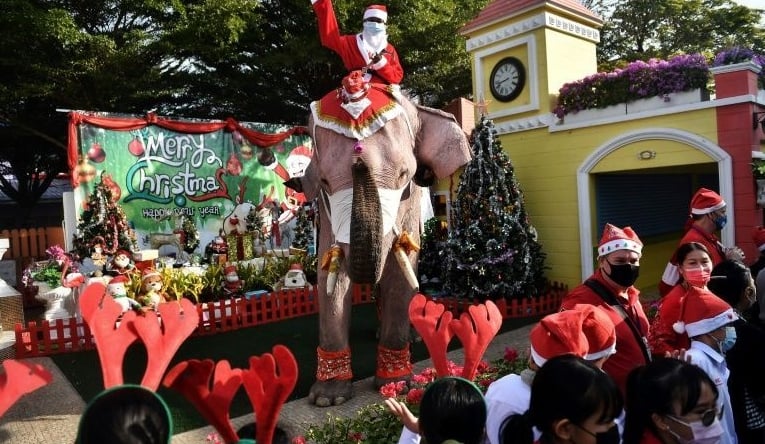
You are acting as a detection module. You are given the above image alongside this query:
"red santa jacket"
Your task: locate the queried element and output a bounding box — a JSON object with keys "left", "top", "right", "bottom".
{"left": 647, "top": 284, "right": 691, "bottom": 357}
{"left": 312, "top": 0, "right": 404, "bottom": 85}
{"left": 561, "top": 270, "right": 650, "bottom": 395}
{"left": 659, "top": 225, "right": 725, "bottom": 296}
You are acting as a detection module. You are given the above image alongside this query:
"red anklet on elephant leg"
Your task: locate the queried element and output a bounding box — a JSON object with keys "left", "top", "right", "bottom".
{"left": 316, "top": 347, "right": 353, "bottom": 381}
{"left": 376, "top": 344, "right": 412, "bottom": 379}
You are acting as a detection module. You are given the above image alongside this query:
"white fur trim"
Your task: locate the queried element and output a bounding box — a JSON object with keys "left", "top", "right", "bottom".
{"left": 584, "top": 342, "right": 616, "bottom": 361}
{"left": 661, "top": 262, "right": 680, "bottom": 287}
{"left": 685, "top": 308, "right": 737, "bottom": 337}
{"left": 529, "top": 344, "right": 547, "bottom": 367}
{"left": 598, "top": 239, "right": 642, "bottom": 257}
{"left": 340, "top": 97, "right": 372, "bottom": 119}
{"left": 672, "top": 321, "right": 686, "bottom": 334}
{"left": 363, "top": 8, "right": 387, "bottom": 21}
{"left": 690, "top": 200, "right": 726, "bottom": 215}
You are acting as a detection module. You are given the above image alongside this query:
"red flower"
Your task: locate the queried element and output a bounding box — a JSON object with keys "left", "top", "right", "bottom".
{"left": 380, "top": 382, "right": 399, "bottom": 398}
{"left": 476, "top": 360, "right": 490, "bottom": 373}
{"left": 406, "top": 388, "right": 425, "bottom": 405}
{"left": 347, "top": 431, "right": 365, "bottom": 442}
{"left": 292, "top": 437, "right": 307, "bottom": 444}
{"left": 504, "top": 347, "right": 519, "bottom": 362}
{"left": 478, "top": 379, "right": 493, "bottom": 389}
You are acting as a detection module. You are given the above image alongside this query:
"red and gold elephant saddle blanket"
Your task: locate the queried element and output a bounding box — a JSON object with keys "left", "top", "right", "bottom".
{"left": 310, "top": 78, "right": 404, "bottom": 141}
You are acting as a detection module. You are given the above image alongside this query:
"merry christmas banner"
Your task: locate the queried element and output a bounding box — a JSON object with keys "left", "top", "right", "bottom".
{"left": 66, "top": 111, "right": 312, "bottom": 256}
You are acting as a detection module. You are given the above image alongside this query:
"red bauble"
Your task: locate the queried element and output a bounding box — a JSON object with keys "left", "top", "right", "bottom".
{"left": 87, "top": 143, "right": 105, "bottom": 163}
{"left": 128, "top": 137, "right": 145, "bottom": 156}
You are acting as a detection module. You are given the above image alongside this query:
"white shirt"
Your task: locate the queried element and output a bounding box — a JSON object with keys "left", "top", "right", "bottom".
{"left": 687, "top": 340, "right": 738, "bottom": 444}
{"left": 484, "top": 373, "right": 536, "bottom": 444}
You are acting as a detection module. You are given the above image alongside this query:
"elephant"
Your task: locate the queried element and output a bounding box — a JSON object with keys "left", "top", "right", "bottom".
{"left": 262, "top": 89, "right": 471, "bottom": 406}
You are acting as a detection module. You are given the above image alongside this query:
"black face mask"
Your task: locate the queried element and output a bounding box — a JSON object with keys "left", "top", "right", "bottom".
{"left": 605, "top": 260, "right": 640, "bottom": 287}
{"left": 576, "top": 423, "right": 620, "bottom": 444}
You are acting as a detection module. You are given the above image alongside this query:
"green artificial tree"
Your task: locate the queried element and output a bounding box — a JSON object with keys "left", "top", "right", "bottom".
{"left": 72, "top": 174, "right": 137, "bottom": 259}
{"left": 291, "top": 205, "right": 314, "bottom": 251}
{"left": 180, "top": 215, "right": 200, "bottom": 254}
{"left": 245, "top": 204, "right": 264, "bottom": 241}
{"left": 445, "top": 116, "right": 546, "bottom": 301}
{"left": 417, "top": 217, "right": 449, "bottom": 292}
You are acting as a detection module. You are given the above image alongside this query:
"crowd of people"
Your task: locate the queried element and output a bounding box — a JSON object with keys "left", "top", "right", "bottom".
{"left": 386, "top": 187, "right": 765, "bottom": 444}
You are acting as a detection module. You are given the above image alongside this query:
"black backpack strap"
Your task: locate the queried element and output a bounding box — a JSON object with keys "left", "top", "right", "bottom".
{"left": 583, "top": 279, "right": 651, "bottom": 363}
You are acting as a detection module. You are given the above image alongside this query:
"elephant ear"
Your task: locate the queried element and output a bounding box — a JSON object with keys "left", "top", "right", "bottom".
{"left": 415, "top": 105, "right": 472, "bottom": 178}
{"left": 301, "top": 157, "right": 320, "bottom": 201}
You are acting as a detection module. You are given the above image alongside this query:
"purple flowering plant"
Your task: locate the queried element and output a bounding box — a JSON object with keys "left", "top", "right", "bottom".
{"left": 554, "top": 53, "right": 709, "bottom": 118}
{"left": 712, "top": 46, "right": 765, "bottom": 89}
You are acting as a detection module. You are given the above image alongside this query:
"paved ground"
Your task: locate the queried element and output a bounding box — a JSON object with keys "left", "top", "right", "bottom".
{"left": 0, "top": 324, "right": 535, "bottom": 443}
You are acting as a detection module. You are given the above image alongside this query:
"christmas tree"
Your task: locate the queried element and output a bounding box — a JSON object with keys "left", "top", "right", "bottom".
{"left": 180, "top": 216, "right": 200, "bottom": 254}
{"left": 444, "top": 116, "right": 546, "bottom": 301}
{"left": 72, "top": 174, "right": 137, "bottom": 259}
{"left": 245, "top": 204, "right": 264, "bottom": 241}
{"left": 417, "top": 217, "right": 448, "bottom": 289}
{"left": 291, "top": 205, "right": 313, "bottom": 251}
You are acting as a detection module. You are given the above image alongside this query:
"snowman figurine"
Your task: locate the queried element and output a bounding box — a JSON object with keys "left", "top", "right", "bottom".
{"left": 107, "top": 275, "right": 141, "bottom": 313}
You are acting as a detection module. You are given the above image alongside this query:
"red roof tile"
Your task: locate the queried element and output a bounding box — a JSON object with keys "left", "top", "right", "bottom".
{"left": 460, "top": 0, "right": 602, "bottom": 35}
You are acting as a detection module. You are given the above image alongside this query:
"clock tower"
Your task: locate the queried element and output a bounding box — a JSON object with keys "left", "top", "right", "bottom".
{"left": 460, "top": 0, "right": 602, "bottom": 133}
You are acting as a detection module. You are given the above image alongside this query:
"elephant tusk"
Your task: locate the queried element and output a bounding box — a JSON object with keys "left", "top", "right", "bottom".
{"left": 392, "top": 227, "right": 420, "bottom": 290}
{"left": 321, "top": 245, "right": 344, "bottom": 296}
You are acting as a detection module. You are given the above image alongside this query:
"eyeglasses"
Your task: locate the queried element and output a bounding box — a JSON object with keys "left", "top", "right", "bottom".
{"left": 669, "top": 405, "right": 723, "bottom": 427}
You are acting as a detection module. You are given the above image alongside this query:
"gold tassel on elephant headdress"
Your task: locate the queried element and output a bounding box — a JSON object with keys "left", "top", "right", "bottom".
{"left": 321, "top": 245, "right": 344, "bottom": 296}
{"left": 392, "top": 226, "right": 420, "bottom": 290}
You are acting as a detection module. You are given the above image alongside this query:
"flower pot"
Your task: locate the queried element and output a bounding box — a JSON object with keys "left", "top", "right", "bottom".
{"left": 563, "top": 103, "right": 626, "bottom": 124}
{"left": 627, "top": 88, "right": 709, "bottom": 115}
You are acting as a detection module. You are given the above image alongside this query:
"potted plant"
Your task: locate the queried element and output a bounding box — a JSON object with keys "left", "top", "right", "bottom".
{"left": 752, "top": 158, "right": 765, "bottom": 207}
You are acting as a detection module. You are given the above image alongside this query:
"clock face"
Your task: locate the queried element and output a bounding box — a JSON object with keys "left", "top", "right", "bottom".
{"left": 489, "top": 57, "right": 526, "bottom": 102}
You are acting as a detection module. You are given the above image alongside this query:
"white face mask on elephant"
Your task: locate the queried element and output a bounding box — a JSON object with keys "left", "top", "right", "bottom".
{"left": 325, "top": 184, "right": 408, "bottom": 245}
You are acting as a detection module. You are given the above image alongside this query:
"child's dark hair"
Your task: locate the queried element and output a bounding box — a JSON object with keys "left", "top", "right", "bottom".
{"left": 622, "top": 358, "right": 718, "bottom": 444}
{"left": 675, "top": 242, "right": 710, "bottom": 265}
{"left": 418, "top": 376, "right": 487, "bottom": 444}
{"left": 708, "top": 259, "right": 752, "bottom": 307}
{"left": 498, "top": 355, "right": 622, "bottom": 444}
{"left": 76, "top": 385, "right": 172, "bottom": 443}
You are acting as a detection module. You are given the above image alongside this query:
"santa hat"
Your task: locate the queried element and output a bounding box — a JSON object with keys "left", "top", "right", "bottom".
{"left": 597, "top": 223, "right": 643, "bottom": 257}
{"left": 142, "top": 269, "right": 161, "bottom": 281}
{"left": 289, "top": 263, "right": 304, "bottom": 271}
{"left": 529, "top": 311, "right": 589, "bottom": 367}
{"left": 363, "top": 4, "right": 387, "bottom": 22}
{"left": 753, "top": 226, "right": 765, "bottom": 252}
{"left": 114, "top": 250, "right": 132, "bottom": 259}
{"left": 674, "top": 286, "right": 737, "bottom": 337}
{"left": 290, "top": 145, "right": 313, "bottom": 160}
{"left": 109, "top": 274, "right": 129, "bottom": 286}
{"left": 573, "top": 305, "right": 617, "bottom": 361}
{"left": 224, "top": 265, "right": 238, "bottom": 276}
{"left": 689, "top": 188, "right": 725, "bottom": 215}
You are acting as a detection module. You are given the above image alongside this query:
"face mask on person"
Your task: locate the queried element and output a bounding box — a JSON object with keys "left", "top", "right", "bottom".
{"left": 683, "top": 267, "right": 711, "bottom": 287}
{"left": 574, "top": 423, "right": 620, "bottom": 444}
{"left": 666, "top": 410, "right": 724, "bottom": 444}
{"left": 605, "top": 260, "right": 640, "bottom": 287}
{"left": 719, "top": 326, "right": 737, "bottom": 353}
{"left": 710, "top": 212, "right": 727, "bottom": 230}
{"left": 363, "top": 21, "right": 386, "bottom": 34}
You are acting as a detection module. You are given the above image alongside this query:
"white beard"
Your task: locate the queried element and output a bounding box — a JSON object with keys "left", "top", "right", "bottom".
{"left": 362, "top": 31, "right": 388, "bottom": 55}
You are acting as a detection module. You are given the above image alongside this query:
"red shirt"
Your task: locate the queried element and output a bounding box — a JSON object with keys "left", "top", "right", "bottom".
{"left": 659, "top": 225, "right": 724, "bottom": 296}
{"left": 561, "top": 270, "right": 650, "bottom": 394}
{"left": 313, "top": 0, "right": 404, "bottom": 85}
{"left": 647, "top": 284, "right": 691, "bottom": 357}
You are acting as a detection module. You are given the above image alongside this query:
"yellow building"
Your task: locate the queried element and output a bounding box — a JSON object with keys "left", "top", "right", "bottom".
{"left": 446, "top": 0, "right": 765, "bottom": 293}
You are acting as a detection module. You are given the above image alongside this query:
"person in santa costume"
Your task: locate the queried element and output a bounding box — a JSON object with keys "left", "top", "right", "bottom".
{"left": 672, "top": 286, "right": 739, "bottom": 444}
{"left": 659, "top": 188, "right": 744, "bottom": 296}
{"left": 648, "top": 242, "right": 713, "bottom": 357}
{"left": 311, "top": 0, "right": 404, "bottom": 85}
{"left": 749, "top": 226, "right": 765, "bottom": 325}
{"left": 561, "top": 223, "right": 651, "bottom": 395}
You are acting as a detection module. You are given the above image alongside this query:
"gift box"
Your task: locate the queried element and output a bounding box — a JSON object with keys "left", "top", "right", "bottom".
{"left": 226, "top": 233, "right": 255, "bottom": 261}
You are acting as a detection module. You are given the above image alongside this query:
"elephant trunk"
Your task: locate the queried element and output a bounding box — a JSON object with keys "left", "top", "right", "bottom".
{"left": 349, "top": 160, "right": 382, "bottom": 284}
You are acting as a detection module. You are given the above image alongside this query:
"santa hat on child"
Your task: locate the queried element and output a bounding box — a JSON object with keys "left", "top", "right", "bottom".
{"left": 673, "top": 286, "right": 737, "bottom": 337}
{"left": 363, "top": 4, "right": 387, "bottom": 22}
{"left": 689, "top": 188, "right": 725, "bottom": 215}
{"left": 598, "top": 223, "right": 643, "bottom": 257}
{"left": 529, "top": 311, "right": 589, "bottom": 367}
{"left": 753, "top": 226, "right": 765, "bottom": 252}
{"left": 574, "top": 304, "right": 617, "bottom": 361}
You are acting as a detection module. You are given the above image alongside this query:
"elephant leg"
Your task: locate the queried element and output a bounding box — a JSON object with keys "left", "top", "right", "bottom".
{"left": 308, "top": 264, "right": 354, "bottom": 407}
{"left": 374, "top": 250, "right": 417, "bottom": 389}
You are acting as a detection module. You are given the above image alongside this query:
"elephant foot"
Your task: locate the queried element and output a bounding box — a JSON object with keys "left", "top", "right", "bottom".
{"left": 308, "top": 379, "right": 354, "bottom": 407}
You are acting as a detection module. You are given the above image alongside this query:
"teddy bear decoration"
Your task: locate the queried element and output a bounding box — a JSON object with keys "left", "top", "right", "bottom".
{"left": 138, "top": 269, "right": 168, "bottom": 309}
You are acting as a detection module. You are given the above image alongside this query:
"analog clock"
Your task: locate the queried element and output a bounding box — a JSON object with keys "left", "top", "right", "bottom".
{"left": 489, "top": 57, "right": 526, "bottom": 102}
